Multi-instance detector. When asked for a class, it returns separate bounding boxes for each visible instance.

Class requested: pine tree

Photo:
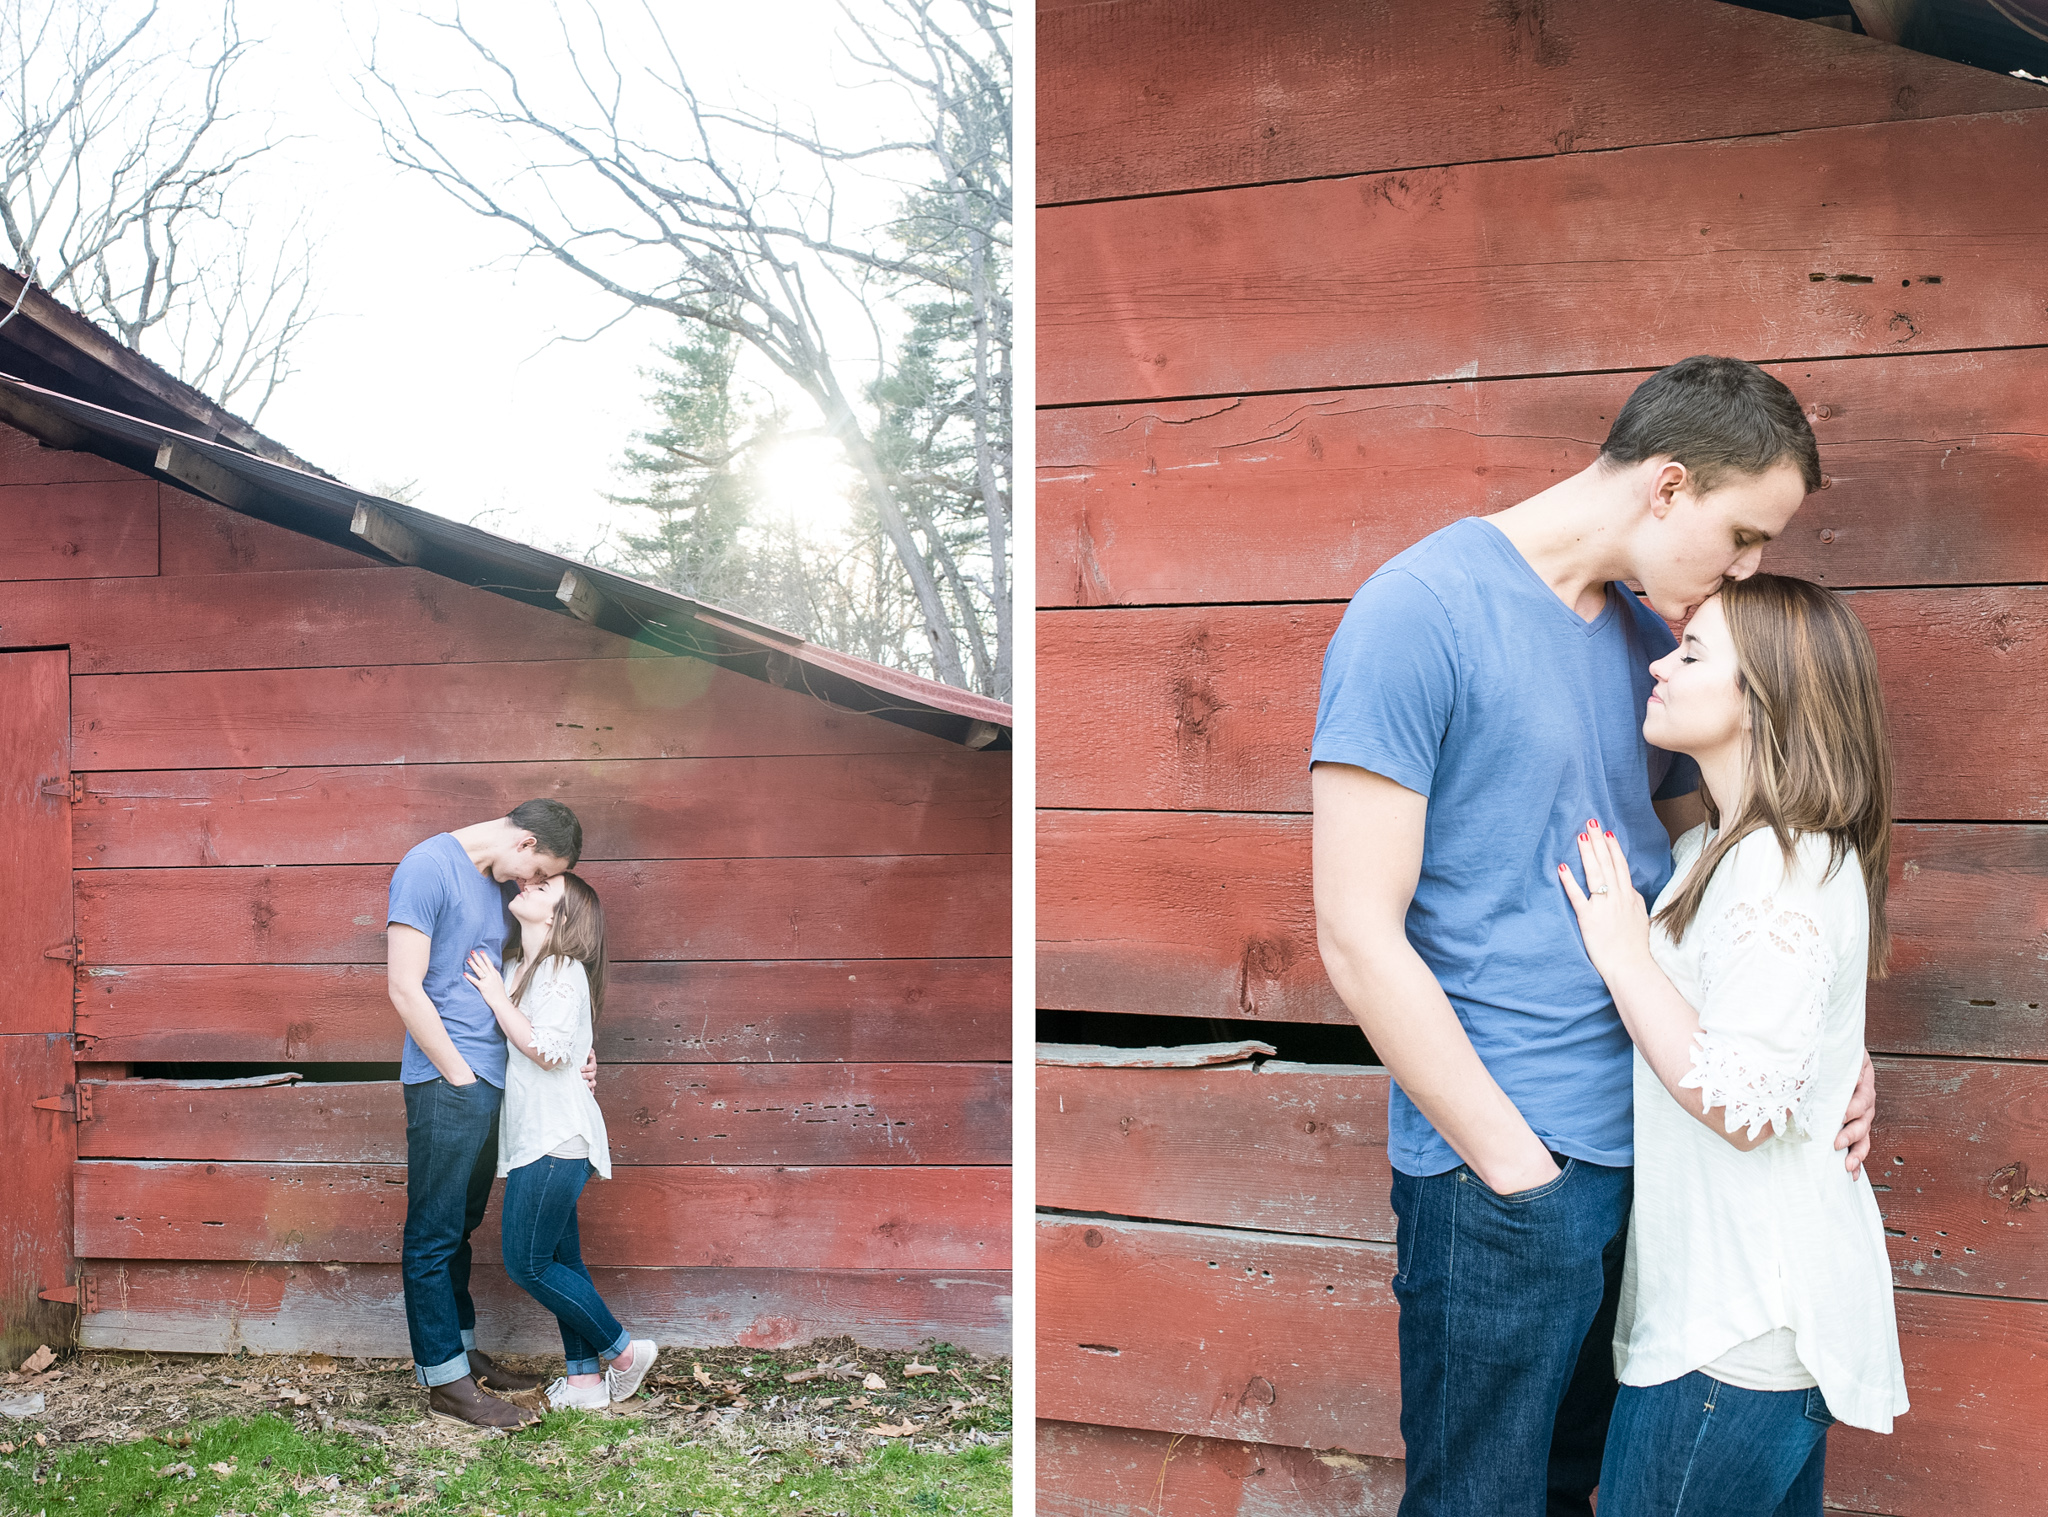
[610,321,765,608]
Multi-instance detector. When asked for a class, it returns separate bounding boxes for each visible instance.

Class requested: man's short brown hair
[1599,355,1821,496]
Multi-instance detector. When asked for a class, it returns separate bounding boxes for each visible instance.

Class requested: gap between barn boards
[1034,103,2048,210]
[1033,808,2048,830]
[1035,583,2048,612]
[1030,342,2048,413]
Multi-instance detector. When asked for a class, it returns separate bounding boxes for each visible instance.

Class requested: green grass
[0,1414,385,1515]
[0,1367,1011,1517]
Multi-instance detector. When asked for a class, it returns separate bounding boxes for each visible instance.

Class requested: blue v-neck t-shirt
[1312,518,1698,1175]
[388,833,516,1088]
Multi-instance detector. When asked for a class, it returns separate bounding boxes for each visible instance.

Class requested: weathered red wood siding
[0,422,1010,1355]
[1037,1,2048,1510]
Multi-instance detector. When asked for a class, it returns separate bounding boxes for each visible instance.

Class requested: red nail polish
[1605,831,1615,839]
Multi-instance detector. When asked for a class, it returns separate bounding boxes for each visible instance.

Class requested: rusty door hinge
[43,938,78,964]
[38,775,80,802]
[31,1085,89,1121]
[37,1278,95,1312]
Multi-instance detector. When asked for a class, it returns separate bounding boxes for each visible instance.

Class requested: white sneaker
[604,1341,658,1403]
[543,1376,609,1411]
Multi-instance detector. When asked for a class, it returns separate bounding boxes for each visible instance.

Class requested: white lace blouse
[1613,824,1907,1433]
[495,957,613,1180]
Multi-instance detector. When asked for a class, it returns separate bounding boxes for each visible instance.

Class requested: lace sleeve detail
[523,961,586,1068]
[1677,893,1831,1142]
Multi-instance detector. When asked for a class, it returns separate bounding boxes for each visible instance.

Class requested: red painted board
[1039,0,2042,203]
[1039,109,2048,407]
[1824,1289,2048,1515]
[0,1032,78,1364]
[1039,809,1336,1026]
[158,490,369,575]
[72,656,948,768]
[1038,1055,2048,1302]
[1037,1420,1403,1517]
[1039,812,2048,1060]
[77,855,1009,963]
[0,479,157,579]
[1038,592,2048,821]
[77,1259,1010,1355]
[1,649,74,1035]
[1037,1063,1394,1243]
[74,752,1010,867]
[75,1161,1011,1269]
[81,1064,1012,1168]
[1036,1216,1403,1458]
[1869,1057,2048,1301]
[1870,827,2048,1060]
[0,420,138,487]
[72,959,1010,1065]
[1039,1218,2045,1512]
[1,567,642,675]
[1037,349,2048,609]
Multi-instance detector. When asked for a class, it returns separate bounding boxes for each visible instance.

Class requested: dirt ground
[0,1338,1010,1467]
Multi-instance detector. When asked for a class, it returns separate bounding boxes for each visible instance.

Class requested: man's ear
[1648,460,1689,519]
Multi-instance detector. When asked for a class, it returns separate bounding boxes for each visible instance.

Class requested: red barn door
[0,648,77,1363]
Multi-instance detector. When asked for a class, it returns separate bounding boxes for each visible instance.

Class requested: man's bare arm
[1313,763,1559,1194]
[387,924,476,1085]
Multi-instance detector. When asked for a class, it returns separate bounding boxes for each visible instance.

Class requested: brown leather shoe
[467,1349,545,1394]
[428,1374,541,1430]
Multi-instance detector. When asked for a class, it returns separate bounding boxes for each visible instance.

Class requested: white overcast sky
[220,0,939,553]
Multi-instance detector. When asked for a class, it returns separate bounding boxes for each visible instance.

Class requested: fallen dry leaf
[305,1354,338,1376]
[155,1461,196,1479]
[17,1347,53,1376]
[813,1397,838,1409]
[846,1396,872,1409]
[0,1442,13,1454]
[207,1461,234,1477]
[868,1420,923,1437]
[692,1364,713,1388]
[902,1362,940,1377]
[33,1433,47,1447]
[861,1373,887,1391]
[783,1368,830,1384]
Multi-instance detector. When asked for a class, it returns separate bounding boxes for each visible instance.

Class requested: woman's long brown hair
[1652,574,1894,977]
[504,872,609,1024]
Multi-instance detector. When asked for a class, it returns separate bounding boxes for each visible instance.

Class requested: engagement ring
[1591,886,1609,895]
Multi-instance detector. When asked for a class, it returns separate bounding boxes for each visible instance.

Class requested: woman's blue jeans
[500,1155,629,1374]
[1598,1372,1831,1516]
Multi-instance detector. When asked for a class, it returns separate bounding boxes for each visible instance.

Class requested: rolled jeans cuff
[416,1350,474,1389]
[461,1328,477,1351]
[603,1328,631,1362]
[565,1355,603,1376]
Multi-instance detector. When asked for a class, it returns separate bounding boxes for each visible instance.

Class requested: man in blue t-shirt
[1311,358,1877,1514]
[386,797,585,1429]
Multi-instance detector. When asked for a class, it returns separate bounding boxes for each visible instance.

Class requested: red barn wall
[0,420,1010,1359]
[1036,2,2047,1512]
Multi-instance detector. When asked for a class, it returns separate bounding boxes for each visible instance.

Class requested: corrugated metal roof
[0,367,1010,747]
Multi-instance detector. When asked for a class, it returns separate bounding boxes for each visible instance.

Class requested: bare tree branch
[360,0,1009,696]
[0,0,318,416]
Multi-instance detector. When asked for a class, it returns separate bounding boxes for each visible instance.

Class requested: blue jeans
[401,1076,504,1387]
[1391,1157,1633,1517]
[501,1155,629,1374]
[1599,1373,1830,1516]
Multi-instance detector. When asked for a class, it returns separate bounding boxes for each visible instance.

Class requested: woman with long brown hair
[465,872,657,1412]
[1559,573,1906,1514]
